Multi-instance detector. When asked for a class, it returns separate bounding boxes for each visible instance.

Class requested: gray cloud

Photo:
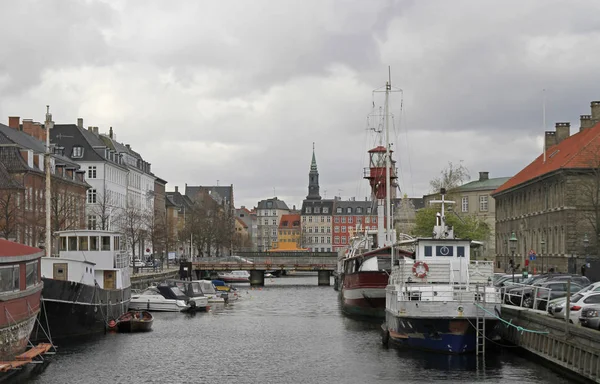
[1,0,600,209]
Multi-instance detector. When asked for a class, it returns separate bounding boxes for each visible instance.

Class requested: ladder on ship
[475,284,486,356]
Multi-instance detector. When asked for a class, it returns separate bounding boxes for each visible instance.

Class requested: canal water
[18,273,572,384]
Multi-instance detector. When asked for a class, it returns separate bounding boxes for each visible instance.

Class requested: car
[580,305,600,330]
[547,282,600,317]
[553,291,600,325]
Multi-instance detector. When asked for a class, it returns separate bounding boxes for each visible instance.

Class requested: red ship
[0,239,44,359]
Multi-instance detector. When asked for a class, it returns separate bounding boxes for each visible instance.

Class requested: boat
[0,240,45,360]
[34,230,130,340]
[337,77,409,319]
[212,280,240,302]
[192,280,229,303]
[217,270,250,283]
[114,310,153,333]
[129,284,208,312]
[163,280,212,308]
[382,188,501,354]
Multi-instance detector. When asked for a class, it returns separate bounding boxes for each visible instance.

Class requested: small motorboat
[212,280,240,302]
[192,280,229,303]
[129,284,207,312]
[216,270,250,283]
[115,311,154,333]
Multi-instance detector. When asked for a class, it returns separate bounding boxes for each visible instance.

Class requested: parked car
[533,280,586,310]
[552,292,600,325]
[504,274,589,308]
[547,282,600,316]
[580,305,600,330]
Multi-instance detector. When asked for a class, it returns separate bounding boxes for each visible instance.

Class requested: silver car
[580,305,600,330]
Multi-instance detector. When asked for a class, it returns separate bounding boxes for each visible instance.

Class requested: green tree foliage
[412,206,491,241]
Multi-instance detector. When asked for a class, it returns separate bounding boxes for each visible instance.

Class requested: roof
[0,161,23,189]
[452,177,511,192]
[52,124,110,163]
[235,217,248,228]
[0,145,31,173]
[493,122,600,195]
[186,185,234,206]
[257,197,289,210]
[279,214,301,229]
[332,199,379,214]
[0,239,43,257]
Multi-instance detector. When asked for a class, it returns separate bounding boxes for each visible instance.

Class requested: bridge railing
[191,253,337,269]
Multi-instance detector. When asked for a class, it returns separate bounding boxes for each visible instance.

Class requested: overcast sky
[2,0,600,209]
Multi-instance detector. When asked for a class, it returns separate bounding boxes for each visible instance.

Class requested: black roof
[301,199,334,214]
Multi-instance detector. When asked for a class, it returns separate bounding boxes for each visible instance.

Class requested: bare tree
[89,185,119,230]
[148,206,168,266]
[0,189,22,240]
[430,161,471,192]
[121,205,149,268]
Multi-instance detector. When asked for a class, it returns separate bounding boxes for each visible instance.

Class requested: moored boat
[216,270,250,283]
[129,284,208,312]
[382,188,501,354]
[115,311,153,333]
[0,240,44,360]
[34,230,131,340]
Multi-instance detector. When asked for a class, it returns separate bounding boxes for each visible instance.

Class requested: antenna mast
[385,67,393,266]
[44,106,54,258]
[543,89,547,163]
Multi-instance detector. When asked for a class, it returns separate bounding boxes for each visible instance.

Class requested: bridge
[181,252,338,286]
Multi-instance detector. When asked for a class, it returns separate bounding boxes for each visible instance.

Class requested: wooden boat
[115,311,154,333]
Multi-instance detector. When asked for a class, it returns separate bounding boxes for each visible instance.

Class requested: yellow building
[271,214,307,251]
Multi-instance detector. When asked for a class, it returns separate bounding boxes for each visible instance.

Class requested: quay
[130,266,180,289]
[500,304,600,383]
[182,252,337,286]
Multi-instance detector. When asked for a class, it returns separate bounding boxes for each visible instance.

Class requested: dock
[0,343,53,372]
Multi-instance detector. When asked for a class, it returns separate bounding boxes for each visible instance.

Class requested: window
[356,207,362,214]
[101,236,111,251]
[457,246,465,257]
[336,207,342,213]
[87,189,97,204]
[24,261,38,288]
[366,207,372,214]
[342,226,346,233]
[479,195,489,212]
[0,266,19,292]
[424,246,432,257]
[461,197,468,212]
[436,245,454,256]
[90,236,99,251]
[348,217,353,223]
[68,236,77,251]
[314,207,320,214]
[334,217,339,223]
[59,237,67,251]
[334,226,339,233]
[88,215,97,230]
[88,166,97,179]
[78,236,89,251]
[323,207,329,214]
[306,207,312,214]
[341,217,346,223]
[72,146,84,158]
[347,207,352,214]
[334,236,340,244]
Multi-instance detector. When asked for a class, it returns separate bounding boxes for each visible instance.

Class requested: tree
[0,189,22,240]
[148,206,168,266]
[89,185,119,230]
[121,205,149,267]
[429,161,471,192]
[412,205,490,242]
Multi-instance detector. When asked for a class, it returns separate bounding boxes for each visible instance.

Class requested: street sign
[529,249,536,261]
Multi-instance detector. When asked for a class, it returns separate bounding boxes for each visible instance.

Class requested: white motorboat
[217,270,250,283]
[193,280,228,303]
[129,284,208,312]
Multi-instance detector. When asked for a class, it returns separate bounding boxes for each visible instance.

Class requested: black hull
[32,278,131,342]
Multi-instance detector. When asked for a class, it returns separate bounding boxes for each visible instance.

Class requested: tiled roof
[186,186,233,206]
[452,177,511,192]
[0,239,43,257]
[235,217,248,228]
[493,122,600,195]
[0,145,31,173]
[279,214,301,229]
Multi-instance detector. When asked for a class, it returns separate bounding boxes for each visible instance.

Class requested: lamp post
[509,232,517,282]
[583,233,590,275]
[540,238,546,274]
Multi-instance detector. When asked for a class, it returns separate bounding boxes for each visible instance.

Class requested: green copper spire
[310,142,317,171]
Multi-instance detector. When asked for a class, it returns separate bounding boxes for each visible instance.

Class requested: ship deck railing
[388,283,501,304]
[500,283,552,310]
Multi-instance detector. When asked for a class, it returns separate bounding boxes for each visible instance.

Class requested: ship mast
[44,106,54,258]
[384,68,393,266]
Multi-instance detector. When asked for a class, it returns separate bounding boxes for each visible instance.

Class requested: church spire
[306,142,321,200]
[310,142,317,171]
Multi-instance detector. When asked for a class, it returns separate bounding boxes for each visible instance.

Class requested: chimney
[33,122,45,142]
[479,171,489,181]
[93,127,99,135]
[175,186,179,193]
[555,122,570,144]
[544,131,556,151]
[109,127,113,139]
[77,118,83,129]
[125,144,131,150]
[22,119,34,137]
[591,101,600,122]
[8,116,20,129]
[580,115,594,131]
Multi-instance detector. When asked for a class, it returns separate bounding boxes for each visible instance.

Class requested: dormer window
[72,146,83,158]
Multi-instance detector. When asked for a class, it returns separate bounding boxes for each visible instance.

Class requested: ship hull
[341,271,389,319]
[0,287,42,360]
[32,278,130,341]
[384,314,498,354]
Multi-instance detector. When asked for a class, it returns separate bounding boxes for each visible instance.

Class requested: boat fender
[412,261,429,279]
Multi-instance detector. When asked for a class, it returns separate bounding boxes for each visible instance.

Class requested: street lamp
[509,232,517,282]
[540,237,546,274]
[583,233,590,274]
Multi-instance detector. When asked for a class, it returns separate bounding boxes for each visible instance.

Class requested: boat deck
[0,343,53,372]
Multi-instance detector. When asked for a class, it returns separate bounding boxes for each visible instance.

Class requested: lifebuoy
[412,261,429,279]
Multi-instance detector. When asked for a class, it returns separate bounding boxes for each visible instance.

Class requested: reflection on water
[18,273,573,384]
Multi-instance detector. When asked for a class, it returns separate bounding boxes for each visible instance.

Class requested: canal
[19,273,572,384]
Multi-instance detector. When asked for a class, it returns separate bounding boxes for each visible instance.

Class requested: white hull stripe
[42,298,131,306]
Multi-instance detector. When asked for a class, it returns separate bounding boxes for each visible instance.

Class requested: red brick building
[0,119,88,250]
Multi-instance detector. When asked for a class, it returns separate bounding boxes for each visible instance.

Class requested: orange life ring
[412,261,429,279]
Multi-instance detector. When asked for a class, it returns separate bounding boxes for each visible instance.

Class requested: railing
[394,284,501,303]
[114,251,129,269]
[191,254,338,270]
[500,283,552,309]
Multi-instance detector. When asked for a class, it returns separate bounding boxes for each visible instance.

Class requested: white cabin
[41,230,131,290]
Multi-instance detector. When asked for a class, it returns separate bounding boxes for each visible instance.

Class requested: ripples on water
[17,274,572,384]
